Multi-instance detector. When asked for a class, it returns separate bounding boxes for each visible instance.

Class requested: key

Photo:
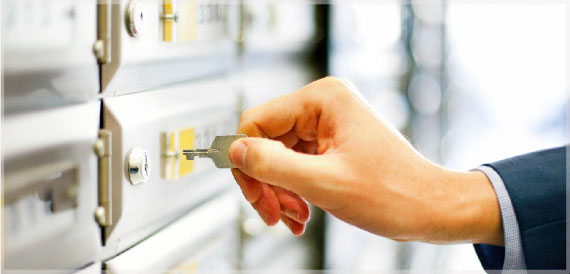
[182,134,247,168]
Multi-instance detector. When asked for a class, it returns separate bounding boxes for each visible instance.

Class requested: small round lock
[128,147,151,185]
[125,0,145,37]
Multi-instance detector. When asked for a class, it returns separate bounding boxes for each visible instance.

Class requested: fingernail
[229,140,247,169]
[282,210,300,223]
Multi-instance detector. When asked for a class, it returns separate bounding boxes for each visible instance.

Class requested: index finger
[238,79,327,141]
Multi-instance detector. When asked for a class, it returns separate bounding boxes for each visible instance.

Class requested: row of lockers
[3,1,324,272]
[3,0,318,113]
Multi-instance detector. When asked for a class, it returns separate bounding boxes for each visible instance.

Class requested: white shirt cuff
[475,166,527,273]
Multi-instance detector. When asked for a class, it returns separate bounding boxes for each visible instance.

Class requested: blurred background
[326,2,567,271]
[2,1,567,273]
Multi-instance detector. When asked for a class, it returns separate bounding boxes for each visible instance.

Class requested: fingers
[251,183,281,226]
[237,80,324,140]
[280,213,306,236]
[273,130,299,148]
[273,186,310,223]
[230,77,353,235]
[229,137,328,198]
[231,169,263,203]
[232,169,310,225]
[293,140,318,154]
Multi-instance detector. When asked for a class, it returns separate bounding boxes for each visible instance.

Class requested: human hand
[229,77,503,245]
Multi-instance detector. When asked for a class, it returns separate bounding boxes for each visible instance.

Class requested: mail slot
[3,102,101,270]
[3,1,98,114]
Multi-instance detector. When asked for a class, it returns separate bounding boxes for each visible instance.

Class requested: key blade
[208,134,247,168]
[182,134,247,168]
[182,149,214,160]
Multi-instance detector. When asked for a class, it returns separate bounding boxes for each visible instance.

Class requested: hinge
[94,129,112,228]
[93,1,112,64]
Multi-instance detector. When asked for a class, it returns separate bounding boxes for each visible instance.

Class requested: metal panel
[105,191,239,273]
[101,78,241,258]
[73,263,102,274]
[99,0,240,96]
[2,0,99,114]
[2,102,101,271]
[241,3,316,55]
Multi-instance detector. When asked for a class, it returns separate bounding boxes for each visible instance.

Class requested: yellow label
[162,0,197,42]
[169,132,176,179]
[178,128,195,177]
[161,127,195,180]
[170,260,199,273]
[163,0,175,42]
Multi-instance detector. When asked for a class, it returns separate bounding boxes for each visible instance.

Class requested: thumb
[228,137,327,197]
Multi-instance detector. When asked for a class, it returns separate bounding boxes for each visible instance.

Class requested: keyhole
[140,11,143,21]
[143,153,149,176]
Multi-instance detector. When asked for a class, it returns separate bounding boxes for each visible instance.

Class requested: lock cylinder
[127,147,151,185]
[126,0,145,37]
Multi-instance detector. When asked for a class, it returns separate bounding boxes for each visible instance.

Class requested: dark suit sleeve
[474,146,567,270]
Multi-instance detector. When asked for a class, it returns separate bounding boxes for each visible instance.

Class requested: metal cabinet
[2,0,99,114]
[99,78,241,258]
[96,0,240,96]
[3,1,325,272]
[104,191,240,273]
[3,102,102,271]
[241,3,317,55]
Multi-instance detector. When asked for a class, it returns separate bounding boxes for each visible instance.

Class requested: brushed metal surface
[3,0,99,114]
[99,1,240,96]
[2,102,101,271]
[105,191,240,273]
[101,78,241,258]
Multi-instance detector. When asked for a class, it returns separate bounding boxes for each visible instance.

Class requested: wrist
[443,170,504,245]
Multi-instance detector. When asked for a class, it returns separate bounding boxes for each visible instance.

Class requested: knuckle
[331,78,351,95]
[240,109,252,123]
[322,76,342,85]
[322,76,344,89]
[238,109,258,136]
[316,77,351,99]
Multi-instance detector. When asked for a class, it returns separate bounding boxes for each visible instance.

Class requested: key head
[208,134,247,168]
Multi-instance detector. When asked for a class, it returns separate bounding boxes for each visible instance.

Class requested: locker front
[104,191,240,273]
[2,102,102,271]
[3,0,99,114]
[96,0,240,96]
[99,78,242,258]
[241,3,317,55]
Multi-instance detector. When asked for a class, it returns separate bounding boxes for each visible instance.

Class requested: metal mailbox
[99,78,241,258]
[3,102,102,271]
[3,0,99,114]
[97,0,240,96]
